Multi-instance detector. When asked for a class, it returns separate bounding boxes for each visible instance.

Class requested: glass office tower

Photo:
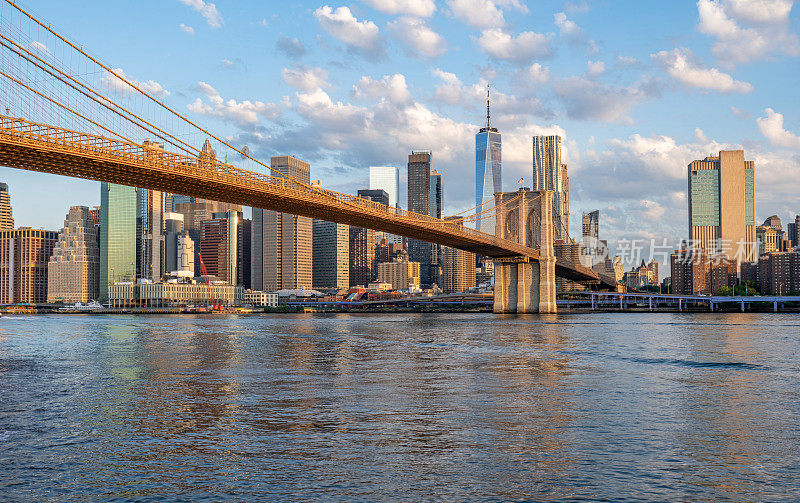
[99,182,136,302]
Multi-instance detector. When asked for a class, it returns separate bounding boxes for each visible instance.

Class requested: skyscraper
[200,210,251,288]
[788,215,800,248]
[312,220,349,289]
[475,86,501,234]
[581,210,600,261]
[430,171,443,219]
[163,212,184,274]
[369,167,399,208]
[357,189,390,206]
[136,187,163,281]
[99,182,136,302]
[429,171,443,285]
[0,182,14,230]
[369,166,402,245]
[47,206,99,303]
[0,228,58,304]
[441,217,476,293]
[349,226,376,287]
[532,135,569,240]
[407,151,434,286]
[252,155,313,291]
[688,150,756,262]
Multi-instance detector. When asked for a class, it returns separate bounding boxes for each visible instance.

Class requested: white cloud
[652,47,753,93]
[100,68,170,99]
[521,63,550,84]
[276,35,307,59]
[281,66,330,92]
[363,0,436,17]
[188,81,282,128]
[730,106,751,119]
[314,5,383,58]
[553,76,648,123]
[177,0,223,28]
[432,69,463,104]
[447,0,505,29]
[554,12,580,37]
[353,74,412,104]
[431,70,552,119]
[586,60,605,77]
[616,55,638,66]
[29,41,50,54]
[476,28,554,63]
[388,16,448,58]
[697,0,799,65]
[725,0,793,24]
[757,108,800,149]
[179,23,194,35]
[221,58,235,68]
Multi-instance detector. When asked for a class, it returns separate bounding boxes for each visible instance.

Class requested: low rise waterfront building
[244,289,278,307]
[107,280,244,307]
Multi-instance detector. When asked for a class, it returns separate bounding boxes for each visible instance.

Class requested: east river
[1,313,799,501]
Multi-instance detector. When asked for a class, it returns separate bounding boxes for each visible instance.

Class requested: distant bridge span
[0,116,616,288]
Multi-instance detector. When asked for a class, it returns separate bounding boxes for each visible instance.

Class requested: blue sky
[3,0,800,261]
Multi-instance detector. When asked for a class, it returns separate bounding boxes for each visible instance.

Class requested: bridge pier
[493,189,557,314]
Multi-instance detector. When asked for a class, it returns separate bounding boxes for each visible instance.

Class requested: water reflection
[0,313,798,501]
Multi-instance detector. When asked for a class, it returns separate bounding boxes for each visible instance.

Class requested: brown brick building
[0,228,59,303]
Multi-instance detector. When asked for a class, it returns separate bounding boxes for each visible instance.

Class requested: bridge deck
[0,115,615,287]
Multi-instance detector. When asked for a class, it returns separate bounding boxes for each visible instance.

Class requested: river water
[1,313,799,501]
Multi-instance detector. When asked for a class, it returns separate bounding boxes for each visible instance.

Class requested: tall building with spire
[475,86,502,234]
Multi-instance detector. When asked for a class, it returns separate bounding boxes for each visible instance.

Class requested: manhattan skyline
[1,0,799,258]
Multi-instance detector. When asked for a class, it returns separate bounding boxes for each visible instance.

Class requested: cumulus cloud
[697,0,799,66]
[276,35,306,59]
[432,69,553,119]
[447,0,505,29]
[179,23,194,35]
[353,74,412,104]
[514,63,550,85]
[363,0,436,17]
[652,47,753,93]
[388,16,448,58]
[586,60,605,77]
[188,81,282,128]
[177,0,223,28]
[476,28,554,63]
[757,108,800,149]
[553,76,650,123]
[100,68,170,99]
[281,66,330,92]
[554,11,596,50]
[314,5,385,59]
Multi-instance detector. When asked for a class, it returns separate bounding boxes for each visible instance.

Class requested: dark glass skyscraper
[475,86,501,234]
[407,151,434,286]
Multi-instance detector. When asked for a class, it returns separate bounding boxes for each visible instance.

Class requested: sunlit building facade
[99,182,136,302]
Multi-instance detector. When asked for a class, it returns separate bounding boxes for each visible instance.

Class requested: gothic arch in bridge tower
[493,188,557,314]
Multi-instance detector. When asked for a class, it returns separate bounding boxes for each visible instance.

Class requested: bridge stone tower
[493,188,557,314]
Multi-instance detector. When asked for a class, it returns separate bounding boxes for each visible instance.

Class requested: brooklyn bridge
[0,0,616,313]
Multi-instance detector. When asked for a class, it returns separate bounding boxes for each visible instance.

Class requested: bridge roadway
[0,115,615,287]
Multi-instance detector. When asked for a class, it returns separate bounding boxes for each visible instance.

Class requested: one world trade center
[475,85,501,234]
